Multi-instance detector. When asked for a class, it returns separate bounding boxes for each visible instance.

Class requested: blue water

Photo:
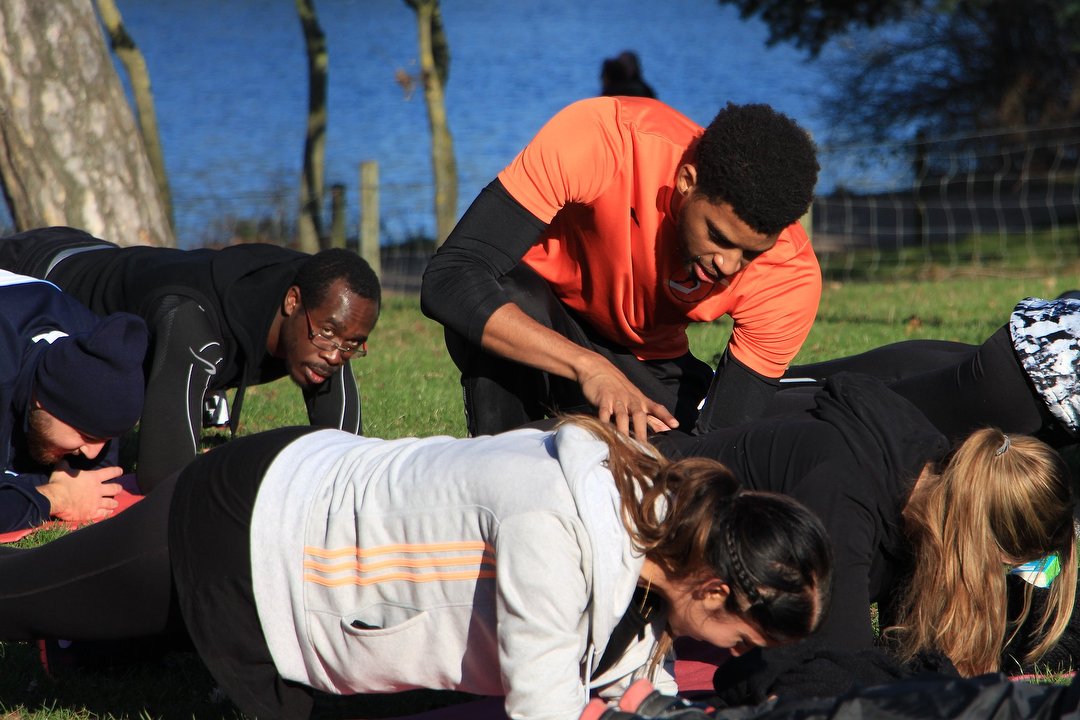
[110,0,830,247]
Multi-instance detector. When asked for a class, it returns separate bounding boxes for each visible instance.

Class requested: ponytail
[891,428,1076,675]
[559,416,832,644]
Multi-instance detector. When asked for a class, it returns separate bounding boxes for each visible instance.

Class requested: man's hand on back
[577,356,678,441]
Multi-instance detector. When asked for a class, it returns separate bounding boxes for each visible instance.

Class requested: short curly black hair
[693,103,819,236]
[294,248,381,310]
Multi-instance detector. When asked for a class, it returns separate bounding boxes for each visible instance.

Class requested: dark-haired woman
[0,419,831,720]
[655,372,1077,702]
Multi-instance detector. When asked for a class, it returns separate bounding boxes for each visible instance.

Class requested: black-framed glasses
[304,309,367,358]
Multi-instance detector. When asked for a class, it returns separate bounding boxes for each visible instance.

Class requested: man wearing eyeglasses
[0,226,381,492]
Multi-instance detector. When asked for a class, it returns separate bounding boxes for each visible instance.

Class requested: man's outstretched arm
[136,297,223,491]
[479,303,677,439]
[421,180,676,440]
[693,348,780,435]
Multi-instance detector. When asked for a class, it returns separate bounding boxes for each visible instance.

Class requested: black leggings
[138,296,224,491]
[168,426,318,720]
[777,325,1055,444]
[0,427,317,719]
[0,470,179,642]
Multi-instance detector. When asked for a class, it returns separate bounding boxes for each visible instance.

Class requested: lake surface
[108,1,834,246]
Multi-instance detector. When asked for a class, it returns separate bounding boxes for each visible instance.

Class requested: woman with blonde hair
[0,418,831,720]
[895,428,1076,676]
[656,372,1077,702]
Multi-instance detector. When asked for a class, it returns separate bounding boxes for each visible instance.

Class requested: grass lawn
[2,267,1078,718]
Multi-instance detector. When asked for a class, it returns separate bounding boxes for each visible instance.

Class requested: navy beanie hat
[34,313,149,438]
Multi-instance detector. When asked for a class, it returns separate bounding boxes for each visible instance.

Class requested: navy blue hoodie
[0,272,118,532]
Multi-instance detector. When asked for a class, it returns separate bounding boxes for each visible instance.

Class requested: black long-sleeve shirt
[2,230,362,490]
[421,180,780,430]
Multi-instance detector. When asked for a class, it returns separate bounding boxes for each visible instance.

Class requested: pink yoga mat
[0,474,144,544]
[393,639,728,720]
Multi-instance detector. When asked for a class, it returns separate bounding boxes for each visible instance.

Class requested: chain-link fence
[812,122,1080,281]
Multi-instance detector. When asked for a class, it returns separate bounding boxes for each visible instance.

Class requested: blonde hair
[889,428,1076,676]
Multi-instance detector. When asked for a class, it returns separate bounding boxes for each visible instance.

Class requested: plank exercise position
[0,418,831,720]
[0,226,380,489]
[778,295,1080,450]
[655,372,1077,702]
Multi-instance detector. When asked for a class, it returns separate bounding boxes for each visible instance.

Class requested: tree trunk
[411,0,458,247]
[0,0,173,246]
[93,0,174,234]
[295,0,327,254]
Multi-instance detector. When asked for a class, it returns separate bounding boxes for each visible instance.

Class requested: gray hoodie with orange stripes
[249,424,677,720]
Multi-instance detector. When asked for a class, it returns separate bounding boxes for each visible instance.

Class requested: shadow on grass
[0,642,242,720]
[0,640,484,720]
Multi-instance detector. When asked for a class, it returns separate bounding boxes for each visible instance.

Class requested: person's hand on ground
[37,462,123,523]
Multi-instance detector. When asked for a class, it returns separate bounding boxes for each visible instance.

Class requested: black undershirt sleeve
[137,296,224,492]
[303,362,362,435]
[693,347,781,434]
[420,179,547,345]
